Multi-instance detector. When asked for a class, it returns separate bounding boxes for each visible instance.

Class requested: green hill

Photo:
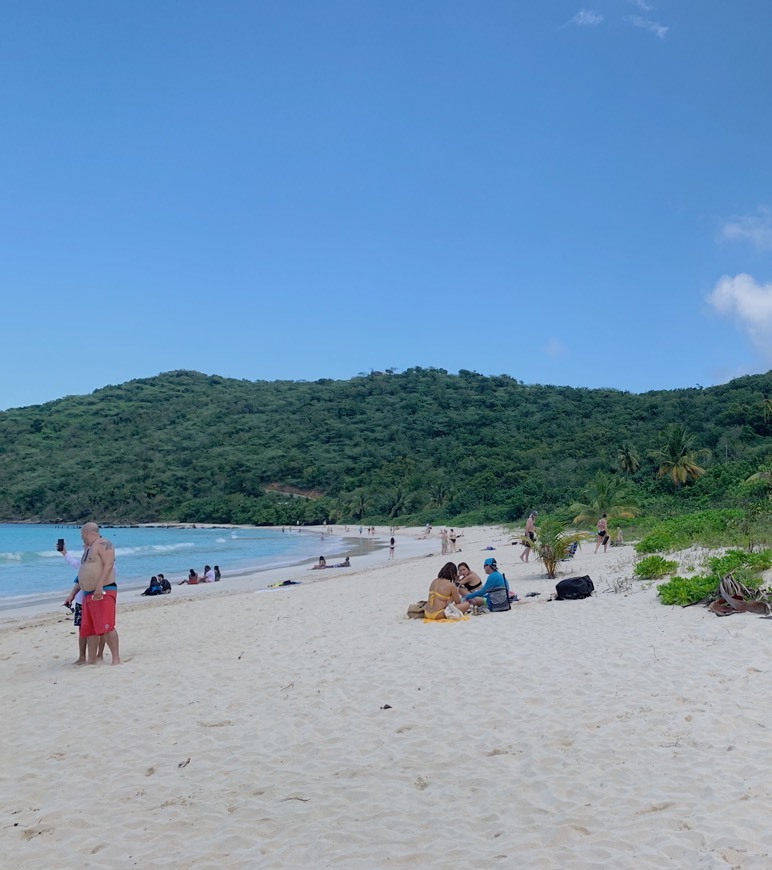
[0,368,770,525]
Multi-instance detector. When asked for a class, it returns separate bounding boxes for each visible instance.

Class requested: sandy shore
[3,525,772,868]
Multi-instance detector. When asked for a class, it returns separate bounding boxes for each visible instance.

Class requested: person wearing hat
[463,558,508,611]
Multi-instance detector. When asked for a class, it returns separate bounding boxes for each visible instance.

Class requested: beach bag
[444,602,464,620]
[555,576,594,600]
[488,576,511,612]
[407,600,427,619]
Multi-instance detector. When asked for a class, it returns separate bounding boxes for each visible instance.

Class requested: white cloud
[544,338,567,358]
[722,208,772,251]
[568,9,604,27]
[708,273,772,362]
[626,14,668,38]
[628,0,654,10]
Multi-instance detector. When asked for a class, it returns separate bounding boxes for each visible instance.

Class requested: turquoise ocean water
[0,524,350,607]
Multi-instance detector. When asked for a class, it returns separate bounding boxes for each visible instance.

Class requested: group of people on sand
[178,565,221,585]
[424,557,509,619]
[439,527,462,555]
[140,574,172,595]
[312,555,351,569]
[515,510,621,559]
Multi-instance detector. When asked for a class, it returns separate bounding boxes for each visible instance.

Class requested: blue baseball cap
[483,557,497,567]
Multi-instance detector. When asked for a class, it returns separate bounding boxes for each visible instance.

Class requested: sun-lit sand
[2,525,772,868]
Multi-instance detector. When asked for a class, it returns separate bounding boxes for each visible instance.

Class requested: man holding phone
[64,522,120,665]
[60,538,102,664]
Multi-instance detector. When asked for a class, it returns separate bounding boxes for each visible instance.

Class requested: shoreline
[0,525,428,625]
[5,526,772,866]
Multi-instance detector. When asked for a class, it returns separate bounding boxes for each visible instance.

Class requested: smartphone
[56,538,65,552]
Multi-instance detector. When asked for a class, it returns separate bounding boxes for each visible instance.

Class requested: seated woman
[311,556,327,570]
[140,576,163,596]
[457,562,482,594]
[424,562,470,620]
[178,569,200,585]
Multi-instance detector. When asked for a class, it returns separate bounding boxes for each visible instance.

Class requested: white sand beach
[2,525,772,869]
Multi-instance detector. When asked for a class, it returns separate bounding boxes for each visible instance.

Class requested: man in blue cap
[463,557,508,611]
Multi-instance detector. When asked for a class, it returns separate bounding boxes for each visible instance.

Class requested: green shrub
[657,575,720,606]
[706,549,772,576]
[636,510,744,554]
[657,550,769,606]
[634,555,679,578]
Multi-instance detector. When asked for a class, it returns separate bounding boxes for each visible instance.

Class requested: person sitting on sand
[202,565,215,583]
[157,574,172,593]
[213,565,221,581]
[463,558,508,610]
[332,556,350,568]
[178,569,199,585]
[424,562,470,620]
[311,556,327,570]
[141,576,163,596]
[457,561,483,594]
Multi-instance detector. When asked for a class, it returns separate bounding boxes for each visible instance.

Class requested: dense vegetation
[657,549,772,606]
[0,367,769,526]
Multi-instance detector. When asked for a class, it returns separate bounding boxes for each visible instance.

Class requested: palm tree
[387,487,405,519]
[537,520,588,579]
[352,490,368,521]
[655,424,705,489]
[618,443,640,476]
[762,397,772,426]
[428,475,453,509]
[570,472,639,523]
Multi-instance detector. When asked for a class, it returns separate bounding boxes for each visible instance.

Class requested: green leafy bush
[657,549,770,606]
[635,510,744,554]
[634,555,679,578]
[706,549,772,575]
[657,575,721,606]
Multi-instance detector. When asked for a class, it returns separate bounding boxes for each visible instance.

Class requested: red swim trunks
[80,589,117,637]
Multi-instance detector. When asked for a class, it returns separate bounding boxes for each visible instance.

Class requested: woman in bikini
[457,562,482,595]
[424,562,470,620]
[595,514,610,553]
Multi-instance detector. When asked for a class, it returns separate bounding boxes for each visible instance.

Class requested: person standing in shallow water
[388,537,395,560]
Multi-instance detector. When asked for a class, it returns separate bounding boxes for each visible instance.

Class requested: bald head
[81,522,100,545]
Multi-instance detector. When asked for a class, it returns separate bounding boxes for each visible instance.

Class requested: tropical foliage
[655,424,705,489]
[633,555,679,579]
[0,367,769,525]
[536,520,588,579]
[657,549,772,606]
[570,472,639,523]
[618,443,640,476]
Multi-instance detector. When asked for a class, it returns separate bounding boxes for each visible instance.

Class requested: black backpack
[555,575,594,600]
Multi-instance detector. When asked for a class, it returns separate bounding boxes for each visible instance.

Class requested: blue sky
[2,0,771,410]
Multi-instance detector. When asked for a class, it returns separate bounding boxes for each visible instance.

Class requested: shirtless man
[76,522,120,665]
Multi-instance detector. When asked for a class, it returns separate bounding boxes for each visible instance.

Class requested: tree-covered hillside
[0,368,769,525]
